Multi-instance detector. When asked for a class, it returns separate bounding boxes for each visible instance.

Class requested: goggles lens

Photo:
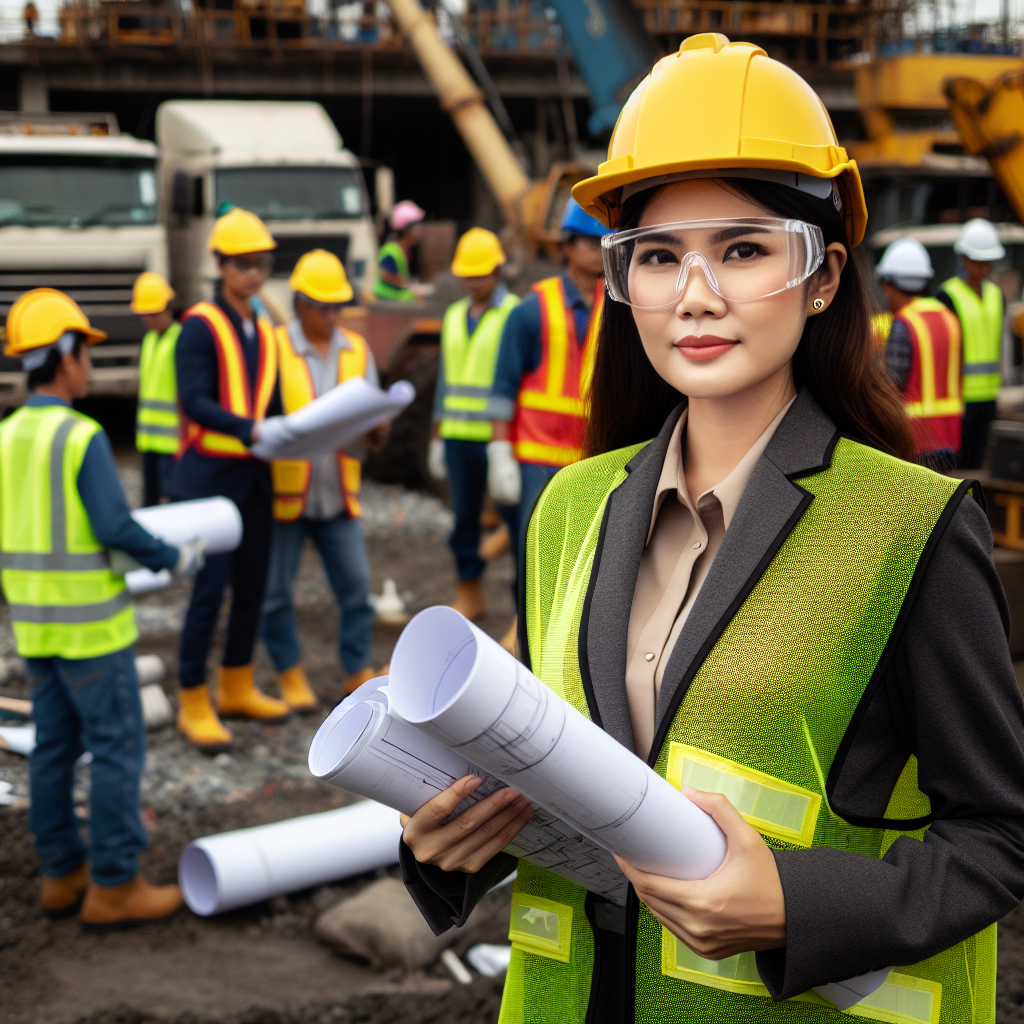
[601,218,825,309]
[229,253,274,273]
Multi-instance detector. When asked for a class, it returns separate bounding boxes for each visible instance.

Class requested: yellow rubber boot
[278,665,318,713]
[450,578,487,621]
[177,684,232,753]
[40,861,90,920]
[343,665,381,695]
[216,664,291,722]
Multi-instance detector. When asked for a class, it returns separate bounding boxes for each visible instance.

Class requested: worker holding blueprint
[396,37,1024,1024]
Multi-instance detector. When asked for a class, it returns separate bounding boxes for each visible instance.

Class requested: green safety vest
[136,321,181,454]
[372,241,416,302]
[0,405,136,659]
[941,277,1003,403]
[438,293,519,442]
[501,436,995,1024]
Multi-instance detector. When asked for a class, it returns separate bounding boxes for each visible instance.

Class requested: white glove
[428,437,447,480]
[250,415,296,450]
[174,538,206,577]
[487,440,521,505]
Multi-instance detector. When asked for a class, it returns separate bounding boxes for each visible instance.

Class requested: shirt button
[645,652,655,662]
[693,541,702,550]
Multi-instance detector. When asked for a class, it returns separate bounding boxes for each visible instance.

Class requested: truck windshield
[0,156,157,228]
[216,167,365,221]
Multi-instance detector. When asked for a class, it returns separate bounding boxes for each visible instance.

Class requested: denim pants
[262,514,375,675]
[518,462,561,555]
[141,452,174,507]
[27,646,147,886]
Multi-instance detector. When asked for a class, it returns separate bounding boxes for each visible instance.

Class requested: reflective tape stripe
[444,384,492,399]
[137,425,180,437]
[514,439,580,466]
[49,415,76,556]
[963,362,1001,375]
[441,408,492,422]
[847,972,942,1024]
[0,551,109,571]
[10,591,131,624]
[905,397,964,418]
[666,743,821,847]
[508,892,572,963]
[138,398,178,412]
[517,389,586,417]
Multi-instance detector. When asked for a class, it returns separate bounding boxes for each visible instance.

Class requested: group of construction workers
[875,216,1008,468]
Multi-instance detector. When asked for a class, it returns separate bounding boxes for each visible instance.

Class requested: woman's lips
[675,336,739,363]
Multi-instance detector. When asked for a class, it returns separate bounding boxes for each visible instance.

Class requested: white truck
[156,100,380,314]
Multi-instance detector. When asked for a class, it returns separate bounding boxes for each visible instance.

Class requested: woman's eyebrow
[635,231,683,246]
[708,225,772,244]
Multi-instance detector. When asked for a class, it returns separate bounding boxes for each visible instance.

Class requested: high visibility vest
[0,405,136,659]
[271,326,368,521]
[179,302,278,459]
[372,241,415,302]
[136,321,181,455]
[896,297,963,455]
[941,277,1003,402]
[511,277,603,466]
[438,293,519,442]
[502,437,993,1024]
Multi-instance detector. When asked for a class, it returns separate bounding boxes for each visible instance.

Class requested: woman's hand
[615,788,786,960]
[401,775,534,874]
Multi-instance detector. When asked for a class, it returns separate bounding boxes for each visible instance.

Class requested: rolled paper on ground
[131,497,243,555]
[179,800,403,916]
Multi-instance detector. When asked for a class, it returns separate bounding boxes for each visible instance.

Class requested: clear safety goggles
[601,218,825,310]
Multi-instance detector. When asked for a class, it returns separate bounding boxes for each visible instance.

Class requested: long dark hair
[584,179,914,461]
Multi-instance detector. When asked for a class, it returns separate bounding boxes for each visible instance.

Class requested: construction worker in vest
[372,200,425,302]
[427,227,520,621]
[400,36,1023,1024]
[876,237,964,465]
[261,249,388,701]
[938,218,1006,468]
[131,272,180,506]
[2,289,202,927]
[488,198,610,553]
[171,208,290,753]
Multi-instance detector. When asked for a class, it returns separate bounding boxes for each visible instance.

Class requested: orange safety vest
[897,296,964,455]
[272,326,369,522]
[179,302,278,459]
[512,277,603,466]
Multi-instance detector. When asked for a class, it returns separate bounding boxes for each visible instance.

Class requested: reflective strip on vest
[272,326,367,521]
[942,278,1003,402]
[872,311,894,349]
[136,322,181,454]
[179,303,277,459]
[899,299,963,419]
[508,892,572,963]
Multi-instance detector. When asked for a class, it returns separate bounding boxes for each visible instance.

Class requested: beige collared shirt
[625,398,795,758]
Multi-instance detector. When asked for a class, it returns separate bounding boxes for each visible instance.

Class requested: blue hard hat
[560,197,611,238]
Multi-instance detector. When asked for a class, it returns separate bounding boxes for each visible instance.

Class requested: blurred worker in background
[172,208,289,753]
[2,289,197,927]
[939,218,1006,468]
[262,250,388,700]
[428,228,519,621]
[877,237,963,465]
[132,272,180,506]
[373,200,425,302]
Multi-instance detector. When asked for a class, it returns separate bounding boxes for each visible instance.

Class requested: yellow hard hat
[208,207,277,256]
[289,249,353,304]
[451,228,506,277]
[572,34,868,246]
[131,271,175,315]
[5,288,107,357]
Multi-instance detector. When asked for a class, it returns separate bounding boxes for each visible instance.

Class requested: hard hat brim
[210,240,278,256]
[953,243,1006,262]
[3,323,107,359]
[451,259,504,278]
[130,300,171,315]
[294,282,355,304]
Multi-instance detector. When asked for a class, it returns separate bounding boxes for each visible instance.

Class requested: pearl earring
[812,298,824,310]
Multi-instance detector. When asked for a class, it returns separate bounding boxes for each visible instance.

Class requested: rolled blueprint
[389,607,727,881]
[309,678,628,904]
[250,378,415,461]
[179,800,403,916]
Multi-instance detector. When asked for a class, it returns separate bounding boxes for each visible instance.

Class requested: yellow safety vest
[438,293,519,442]
[941,277,1003,403]
[136,321,181,455]
[0,405,136,659]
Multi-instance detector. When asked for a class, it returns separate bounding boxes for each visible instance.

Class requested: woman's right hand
[401,776,534,874]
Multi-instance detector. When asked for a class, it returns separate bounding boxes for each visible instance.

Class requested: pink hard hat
[390,200,426,232]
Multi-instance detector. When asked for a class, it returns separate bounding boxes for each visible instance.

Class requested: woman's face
[630,179,845,401]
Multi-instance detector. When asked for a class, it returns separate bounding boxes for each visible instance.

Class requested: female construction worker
[399,35,1024,1023]
[372,200,425,303]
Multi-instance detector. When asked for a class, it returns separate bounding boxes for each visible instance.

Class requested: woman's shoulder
[537,442,651,515]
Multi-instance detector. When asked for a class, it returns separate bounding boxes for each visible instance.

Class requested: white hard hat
[953,218,1005,262]
[875,237,934,292]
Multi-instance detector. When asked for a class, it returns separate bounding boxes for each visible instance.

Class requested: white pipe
[178,800,403,916]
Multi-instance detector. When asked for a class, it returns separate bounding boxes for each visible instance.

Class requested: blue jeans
[27,647,147,886]
[262,515,375,675]
[518,462,561,554]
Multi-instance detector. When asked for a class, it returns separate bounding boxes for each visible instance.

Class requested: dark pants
[141,452,174,507]
[178,489,273,688]
[27,647,147,886]
[518,462,561,554]
[960,400,996,469]
[444,438,518,583]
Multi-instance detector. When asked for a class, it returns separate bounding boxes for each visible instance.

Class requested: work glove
[428,437,447,481]
[250,415,296,449]
[174,538,206,578]
[487,440,521,506]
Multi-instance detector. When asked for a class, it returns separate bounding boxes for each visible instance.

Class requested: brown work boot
[451,578,487,621]
[343,665,385,695]
[278,665,318,713]
[80,875,183,931]
[478,522,511,561]
[216,665,291,723]
[177,684,232,754]
[40,862,89,920]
